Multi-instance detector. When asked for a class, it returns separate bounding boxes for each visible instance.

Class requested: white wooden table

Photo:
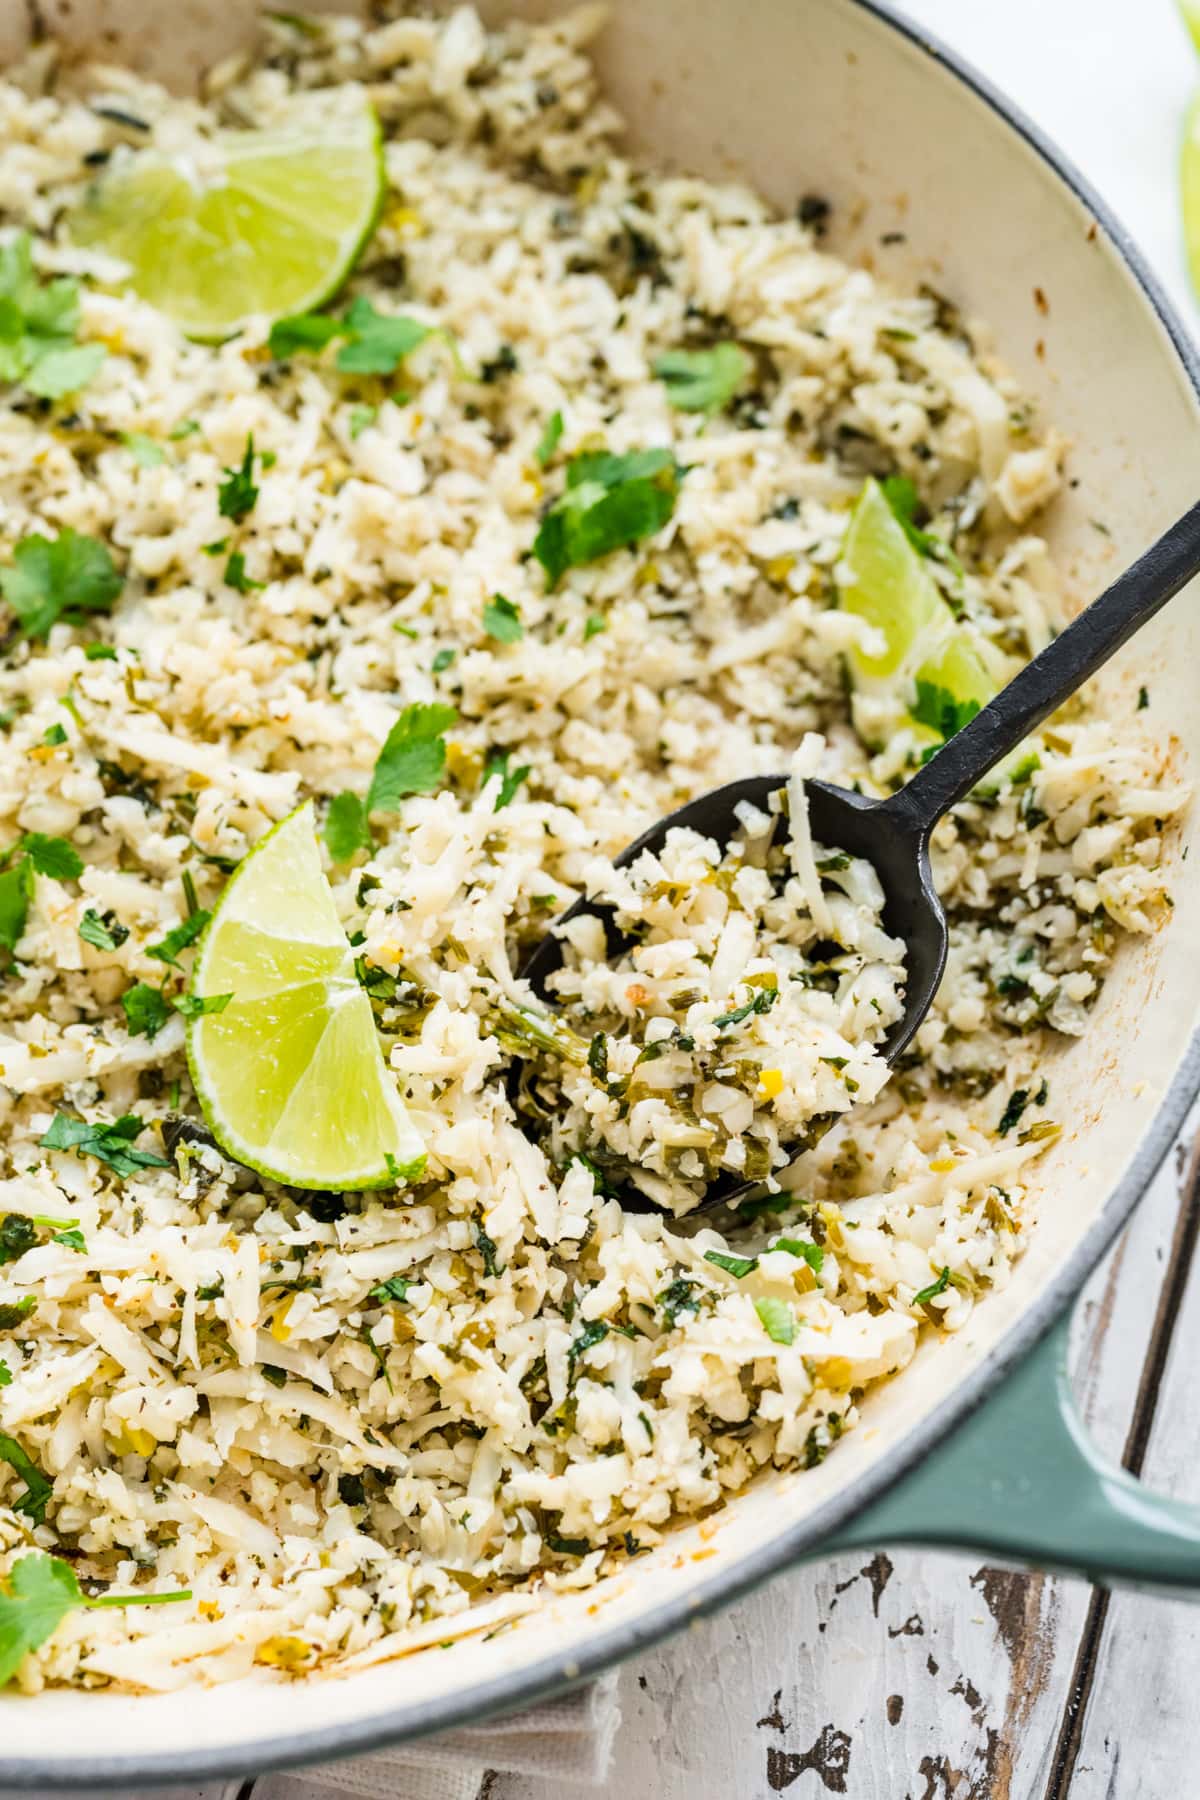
[87,4,1200,1797]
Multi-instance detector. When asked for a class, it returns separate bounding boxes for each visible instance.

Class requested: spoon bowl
[513,497,1200,1215]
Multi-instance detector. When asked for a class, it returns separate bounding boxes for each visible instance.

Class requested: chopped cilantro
[654,342,750,413]
[0,1217,35,1264]
[52,1228,85,1254]
[545,1533,591,1557]
[0,528,123,640]
[474,1223,502,1279]
[173,992,232,1019]
[658,1275,700,1326]
[21,835,82,880]
[217,435,259,521]
[0,1363,9,1387]
[534,409,564,466]
[714,987,779,1030]
[483,592,523,644]
[704,1249,758,1278]
[0,1298,35,1330]
[324,790,371,863]
[0,860,32,961]
[366,702,456,815]
[119,431,166,468]
[41,723,67,747]
[754,1296,796,1345]
[122,981,170,1039]
[587,1033,609,1081]
[913,1266,951,1306]
[996,1088,1030,1136]
[0,234,106,401]
[432,647,457,673]
[269,299,436,376]
[0,1433,50,1521]
[583,613,607,641]
[369,1276,411,1304]
[772,1236,825,1274]
[566,1319,608,1382]
[168,419,201,440]
[482,749,531,811]
[348,403,377,439]
[533,448,680,588]
[0,1553,191,1687]
[83,641,117,661]
[146,911,210,968]
[268,313,344,357]
[223,551,264,593]
[39,1112,170,1177]
[912,679,981,742]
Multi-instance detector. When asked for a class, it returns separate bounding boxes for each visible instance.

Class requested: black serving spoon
[516,500,1200,1214]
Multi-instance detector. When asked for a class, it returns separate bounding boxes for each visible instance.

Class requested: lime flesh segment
[186,802,425,1190]
[838,477,947,683]
[69,90,383,340]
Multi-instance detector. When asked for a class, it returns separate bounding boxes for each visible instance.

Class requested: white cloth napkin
[253,1671,621,1800]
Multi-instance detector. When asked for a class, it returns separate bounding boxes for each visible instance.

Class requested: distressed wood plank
[493,1111,1196,1800]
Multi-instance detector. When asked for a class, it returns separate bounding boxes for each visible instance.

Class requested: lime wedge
[1183,91,1200,303]
[186,802,425,1190]
[69,89,383,341]
[838,477,947,685]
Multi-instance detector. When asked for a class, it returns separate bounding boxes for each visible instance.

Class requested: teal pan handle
[825,1313,1200,1592]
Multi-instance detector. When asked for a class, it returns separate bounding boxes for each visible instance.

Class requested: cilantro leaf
[533,449,679,588]
[24,344,106,399]
[146,911,210,969]
[52,1227,85,1253]
[772,1236,825,1274]
[41,723,67,747]
[218,435,259,521]
[714,986,779,1030]
[119,431,166,468]
[349,403,377,439]
[658,1275,700,1326]
[703,1249,758,1278]
[654,342,750,413]
[83,641,117,660]
[911,679,981,742]
[21,834,82,881]
[121,982,170,1039]
[268,312,344,357]
[0,235,106,402]
[475,1222,503,1279]
[482,592,523,644]
[325,790,371,862]
[335,299,432,375]
[566,1319,608,1382]
[0,1363,10,1387]
[78,909,126,952]
[39,1112,171,1177]
[996,1088,1030,1136]
[754,1296,796,1345]
[223,551,264,593]
[0,1553,192,1688]
[0,860,32,961]
[913,1266,951,1306]
[0,529,123,640]
[0,1433,51,1521]
[0,1298,36,1330]
[366,703,456,815]
[534,409,563,467]
[0,1553,77,1683]
[369,1275,411,1304]
[173,992,232,1019]
[0,1217,35,1265]
[482,749,531,811]
[432,646,457,673]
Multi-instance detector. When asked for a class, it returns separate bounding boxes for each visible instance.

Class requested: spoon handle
[887,497,1200,834]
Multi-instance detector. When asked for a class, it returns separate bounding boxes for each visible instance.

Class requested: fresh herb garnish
[533,448,680,588]
[83,641,117,660]
[0,1218,35,1264]
[168,419,201,440]
[704,1249,758,1278]
[754,1296,796,1345]
[913,1266,951,1306]
[482,592,523,644]
[545,1533,591,1557]
[39,1112,170,1177]
[654,342,750,413]
[146,912,209,969]
[324,791,372,863]
[587,1033,609,1081]
[0,233,106,400]
[566,1319,608,1382]
[534,409,563,467]
[269,299,435,376]
[658,1275,700,1326]
[119,432,165,468]
[772,1236,825,1274]
[0,1298,35,1330]
[912,679,981,743]
[0,1433,50,1520]
[0,528,122,640]
[996,1088,1030,1136]
[482,749,531,811]
[122,982,170,1039]
[348,403,377,439]
[368,702,457,815]
[217,435,259,521]
[714,987,779,1030]
[583,613,607,641]
[0,1363,10,1387]
[173,992,232,1019]
[41,723,67,747]
[0,1553,191,1688]
[223,551,264,593]
[369,1276,411,1304]
[20,835,83,881]
[474,1223,502,1279]
[432,647,457,673]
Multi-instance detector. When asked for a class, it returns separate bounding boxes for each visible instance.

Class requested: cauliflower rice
[0,4,1185,1691]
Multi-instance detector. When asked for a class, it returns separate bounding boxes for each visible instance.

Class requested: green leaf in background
[0,529,123,640]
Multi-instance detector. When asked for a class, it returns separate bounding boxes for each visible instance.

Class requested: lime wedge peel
[186,802,425,1191]
[68,88,384,342]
